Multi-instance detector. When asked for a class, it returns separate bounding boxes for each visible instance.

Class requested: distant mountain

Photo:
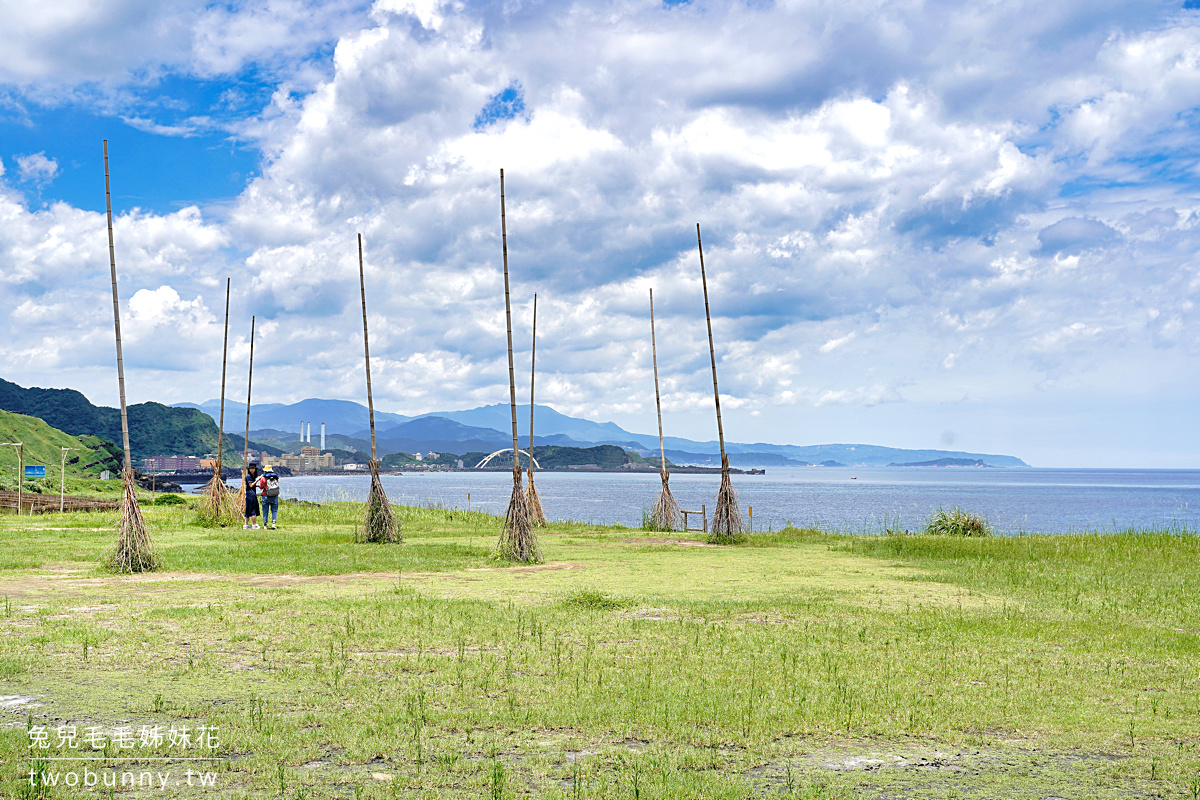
[178,396,1030,468]
[176,398,411,435]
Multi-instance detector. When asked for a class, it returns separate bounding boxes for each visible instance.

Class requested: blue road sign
[24,466,45,478]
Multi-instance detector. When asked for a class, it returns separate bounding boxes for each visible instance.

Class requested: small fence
[0,491,118,515]
[681,505,707,533]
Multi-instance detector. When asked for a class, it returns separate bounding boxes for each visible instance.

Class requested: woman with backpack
[243,462,261,529]
[258,465,281,530]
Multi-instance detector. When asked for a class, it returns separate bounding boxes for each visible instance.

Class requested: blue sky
[1,0,1200,467]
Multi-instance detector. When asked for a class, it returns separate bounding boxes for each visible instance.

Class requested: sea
[254,468,1200,535]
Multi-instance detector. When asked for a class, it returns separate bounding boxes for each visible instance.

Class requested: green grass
[0,505,1197,798]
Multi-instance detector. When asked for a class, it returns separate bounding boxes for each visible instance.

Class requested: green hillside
[0,378,282,463]
[0,409,122,481]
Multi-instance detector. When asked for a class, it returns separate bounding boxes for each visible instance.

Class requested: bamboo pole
[526,293,546,525]
[105,141,133,473]
[696,224,745,543]
[650,289,666,471]
[497,169,539,562]
[104,141,157,571]
[357,234,398,543]
[243,315,256,477]
[529,293,537,466]
[359,234,378,462]
[217,278,231,471]
[648,288,681,531]
[502,172,521,473]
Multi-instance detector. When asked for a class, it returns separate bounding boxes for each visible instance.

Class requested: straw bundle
[647,288,681,531]
[356,234,400,543]
[696,224,747,544]
[650,469,682,532]
[360,458,399,543]
[200,278,238,525]
[102,140,158,572]
[525,293,547,526]
[111,468,159,572]
[496,169,541,562]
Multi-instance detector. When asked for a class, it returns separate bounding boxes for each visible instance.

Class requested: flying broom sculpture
[236,315,256,517]
[525,292,546,526]
[103,140,158,572]
[648,288,682,531]
[200,278,239,524]
[696,224,746,544]
[356,234,399,544]
[496,169,541,562]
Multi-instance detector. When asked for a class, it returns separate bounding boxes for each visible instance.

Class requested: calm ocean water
[262,468,1200,535]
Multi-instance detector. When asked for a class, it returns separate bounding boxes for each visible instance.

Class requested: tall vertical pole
[500,170,521,471]
[103,141,133,473]
[650,289,667,473]
[17,444,23,516]
[243,316,256,482]
[215,278,231,476]
[528,293,537,473]
[61,448,67,513]
[358,234,378,462]
[696,224,727,462]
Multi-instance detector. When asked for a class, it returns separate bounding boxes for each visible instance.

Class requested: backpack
[263,474,280,497]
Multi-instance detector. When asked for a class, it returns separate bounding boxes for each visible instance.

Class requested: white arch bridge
[474,448,542,470]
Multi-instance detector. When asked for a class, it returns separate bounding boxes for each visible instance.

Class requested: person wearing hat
[257,464,281,530]
[243,461,261,529]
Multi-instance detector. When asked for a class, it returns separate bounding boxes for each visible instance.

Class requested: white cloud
[14,152,58,185]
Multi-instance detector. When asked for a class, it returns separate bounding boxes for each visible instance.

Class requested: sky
[1,0,1199,468]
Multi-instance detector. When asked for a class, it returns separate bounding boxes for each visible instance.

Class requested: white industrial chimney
[306,422,312,443]
[300,421,305,444]
[320,423,326,451]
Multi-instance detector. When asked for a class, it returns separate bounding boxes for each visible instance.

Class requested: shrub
[924,507,992,537]
[154,494,186,506]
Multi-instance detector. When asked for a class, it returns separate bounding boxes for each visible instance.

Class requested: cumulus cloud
[14,152,58,185]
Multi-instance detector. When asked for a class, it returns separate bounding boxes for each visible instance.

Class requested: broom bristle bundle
[649,471,683,532]
[109,469,158,573]
[708,455,747,544]
[526,468,546,526]
[198,463,239,525]
[358,460,400,543]
[499,466,541,562]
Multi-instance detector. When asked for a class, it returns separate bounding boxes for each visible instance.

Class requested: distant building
[343,463,362,471]
[426,451,439,460]
[143,456,204,472]
[413,452,423,461]
[277,450,336,471]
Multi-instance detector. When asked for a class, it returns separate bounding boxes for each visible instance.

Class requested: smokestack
[321,423,326,451]
[300,421,304,444]
[306,422,311,443]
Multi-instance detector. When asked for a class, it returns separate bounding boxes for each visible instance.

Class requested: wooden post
[696,224,727,465]
[243,315,256,482]
[358,234,378,462]
[103,141,133,475]
[500,170,521,472]
[17,443,23,517]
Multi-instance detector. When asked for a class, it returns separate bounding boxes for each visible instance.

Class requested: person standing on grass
[243,462,261,529]
[258,465,281,530]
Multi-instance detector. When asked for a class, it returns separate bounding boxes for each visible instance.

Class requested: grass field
[0,496,1197,798]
